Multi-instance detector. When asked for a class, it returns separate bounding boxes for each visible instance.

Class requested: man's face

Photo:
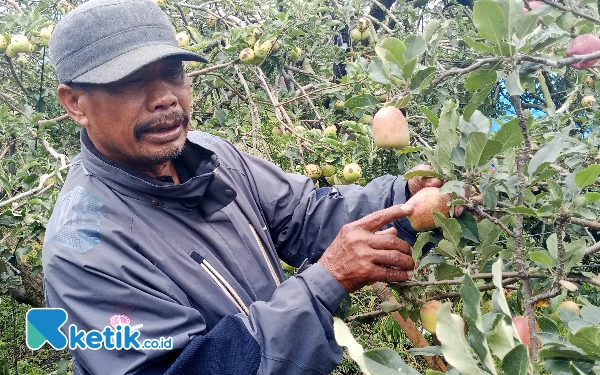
[74,57,191,169]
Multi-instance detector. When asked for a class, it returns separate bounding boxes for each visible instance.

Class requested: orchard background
[3,0,600,373]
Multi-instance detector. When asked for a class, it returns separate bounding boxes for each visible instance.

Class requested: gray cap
[49,0,208,84]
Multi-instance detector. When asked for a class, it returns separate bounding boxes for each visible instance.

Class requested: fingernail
[407,271,414,278]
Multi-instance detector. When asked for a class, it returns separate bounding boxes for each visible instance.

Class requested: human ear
[57,84,90,127]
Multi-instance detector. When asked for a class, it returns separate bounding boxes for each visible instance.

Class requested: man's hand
[317,205,415,293]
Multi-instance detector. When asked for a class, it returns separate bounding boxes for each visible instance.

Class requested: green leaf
[369,58,391,85]
[437,303,488,375]
[435,263,464,280]
[505,206,538,217]
[435,239,459,258]
[435,101,460,176]
[465,67,498,92]
[345,95,379,112]
[463,82,495,121]
[492,258,512,316]
[375,37,406,68]
[584,192,600,203]
[418,105,439,128]
[528,138,571,176]
[505,70,524,96]
[493,118,524,152]
[575,165,600,189]
[364,348,421,375]
[465,134,502,170]
[402,58,417,79]
[408,346,443,356]
[412,232,432,263]
[478,245,503,268]
[569,326,600,359]
[457,213,480,243]
[380,301,402,313]
[433,213,462,248]
[478,219,502,248]
[403,35,427,61]
[502,344,529,375]
[465,37,495,53]
[488,318,517,360]
[403,170,445,180]
[546,233,558,260]
[580,305,600,326]
[333,317,374,375]
[530,251,553,267]
[473,0,508,47]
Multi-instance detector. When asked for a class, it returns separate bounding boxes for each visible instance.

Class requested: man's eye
[166,69,184,78]
[123,78,143,85]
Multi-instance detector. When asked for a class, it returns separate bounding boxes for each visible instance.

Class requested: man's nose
[147,79,178,111]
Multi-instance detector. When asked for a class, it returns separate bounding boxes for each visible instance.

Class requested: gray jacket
[42,130,416,374]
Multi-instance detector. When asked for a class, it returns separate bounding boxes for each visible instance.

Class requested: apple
[5,44,17,58]
[325,176,335,185]
[482,300,493,314]
[566,34,600,70]
[357,17,369,32]
[513,316,533,349]
[334,100,345,110]
[0,35,7,51]
[254,40,273,58]
[239,47,255,64]
[270,39,280,51]
[350,28,362,42]
[586,76,596,88]
[246,31,257,47]
[522,0,542,14]
[176,32,189,48]
[304,164,322,179]
[324,125,337,136]
[291,46,302,60]
[272,127,283,136]
[372,106,409,150]
[360,114,373,124]
[153,0,166,7]
[420,300,442,334]
[357,178,367,186]
[10,34,29,53]
[188,61,202,69]
[207,14,216,27]
[26,43,35,53]
[361,30,370,41]
[321,164,336,177]
[405,187,451,231]
[560,300,580,315]
[582,95,596,107]
[343,163,362,183]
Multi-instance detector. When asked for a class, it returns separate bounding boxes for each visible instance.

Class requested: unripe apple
[188,61,202,69]
[566,34,600,69]
[360,114,373,124]
[272,127,283,136]
[325,176,335,185]
[5,44,17,58]
[176,32,189,48]
[153,0,166,8]
[343,163,362,183]
[361,30,370,41]
[246,31,257,47]
[586,76,596,88]
[482,300,493,314]
[39,26,53,40]
[420,300,442,334]
[334,100,345,110]
[350,28,362,42]
[291,46,302,60]
[357,17,369,32]
[357,178,367,186]
[239,47,255,63]
[0,35,7,51]
[270,39,280,51]
[10,34,29,53]
[304,164,322,179]
[254,40,273,58]
[207,14,216,27]
[372,106,409,149]
[560,300,580,315]
[26,42,35,53]
[405,187,451,231]
[324,125,337,136]
[321,164,336,177]
[582,95,596,107]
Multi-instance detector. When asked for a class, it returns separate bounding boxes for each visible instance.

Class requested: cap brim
[71,43,208,84]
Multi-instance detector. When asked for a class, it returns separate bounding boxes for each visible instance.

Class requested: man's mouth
[145,124,181,133]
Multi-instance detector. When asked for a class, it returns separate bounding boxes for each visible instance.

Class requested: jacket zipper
[248,224,281,286]
[191,251,249,316]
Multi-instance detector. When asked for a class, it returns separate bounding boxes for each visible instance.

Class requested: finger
[421,177,443,188]
[354,204,413,232]
[370,250,414,269]
[375,227,397,235]
[371,266,411,283]
[367,234,411,255]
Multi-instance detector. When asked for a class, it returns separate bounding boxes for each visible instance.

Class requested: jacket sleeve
[235,150,419,267]
[44,216,347,375]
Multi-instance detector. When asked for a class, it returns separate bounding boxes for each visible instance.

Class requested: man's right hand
[317,204,415,293]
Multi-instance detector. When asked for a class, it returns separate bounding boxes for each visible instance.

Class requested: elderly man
[42,0,443,373]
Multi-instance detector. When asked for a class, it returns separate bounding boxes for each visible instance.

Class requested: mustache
[134,111,189,141]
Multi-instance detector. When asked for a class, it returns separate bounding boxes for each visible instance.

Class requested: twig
[284,70,322,122]
[0,165,71,208]
[365,15,393,34]
[188,60,237,77]
[234,66,260,155]
[536,70,555,115]
[433,57,502,86]
[472,205,516,237]
[177,0,224,10]
[5,56,29,96]
[279,81,355,106]
[585,241,600,256]
[372,0,401,25]
[3,0,24,13]
[284,65,330,83]
[175,4,198,44]
[569,217,600,230]
[537,0,600,24]
[204,72,248,102]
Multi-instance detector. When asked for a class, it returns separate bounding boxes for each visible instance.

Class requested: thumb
[355,204,413,232]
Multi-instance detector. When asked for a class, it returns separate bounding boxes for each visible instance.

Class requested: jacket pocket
[189,250,249,316]
[248,224,281,287]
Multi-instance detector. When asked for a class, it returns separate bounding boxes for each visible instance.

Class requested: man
[42,0,444,373]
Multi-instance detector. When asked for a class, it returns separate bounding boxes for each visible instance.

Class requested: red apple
[566,34,600,69]
[522,1,542,14]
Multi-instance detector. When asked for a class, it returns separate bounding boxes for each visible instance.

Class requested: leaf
[464,37,495,53]
[492,258,512,316]
[580,305,600,326]
[547,233,558,260]
[403,35,427,61]
[463,82,495,121]
[505,70,525,96]
[466,134,503,170]
[569,326,600,359]
[412,232,432,263]
[584,192,600,203]
[473,0,508,47]
[380,301,401,313]
[493,118,524,152]
[364,348,421,375]
[375,37,406,68]
[488,318,517,360]
[408,346,443,356]
[530,251,553,268]
[502,344,529,375]
[436,303,488,375]
[478,219,502,248]
[435,101,460,176]
[333,317,374,375]
[433,213,462,248]
[369,58,391,85]
[419,105,439,128]
[403,170,445,180]
[402,58,417,79]
[345,94,379,112]
[465,67,498,92]
[505,206,538,217]
[528,138,571,176]
[435,263,464,280]
[479,245,503,268]
[575,165,600,189]
[457,213,480,243]
[465,132,488,170]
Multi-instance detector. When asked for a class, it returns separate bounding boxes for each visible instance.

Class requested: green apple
[246,31,257,47]
[176,32,189,48]
[343,163,362,183]
[420,300,442,334]
[334,100,345,110]
[239,47,255,63]
[304,164,322,179]
[323,125,337,136]
[321,164,336,177]
[290,46,302,60]
[153,0,167,7]
[10,34,29,53]
[39,26,53,40]
[0,35,7,51]
[5,44,17,58]
[357,17,369,32]
[254,40,273,58]
[350,28,362,42]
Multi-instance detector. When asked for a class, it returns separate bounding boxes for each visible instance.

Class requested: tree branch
[5,56,29,96]
[188,60,237,77]
[537,0,600,24]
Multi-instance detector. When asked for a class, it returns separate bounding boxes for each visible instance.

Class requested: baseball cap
[49,0,208,84]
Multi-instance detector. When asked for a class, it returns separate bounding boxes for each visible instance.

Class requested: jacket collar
[78,128,235,212]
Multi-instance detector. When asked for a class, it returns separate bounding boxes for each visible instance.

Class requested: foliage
[3,0,600,373]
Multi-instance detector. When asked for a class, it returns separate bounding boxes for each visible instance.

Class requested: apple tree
[3,0,600,373]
